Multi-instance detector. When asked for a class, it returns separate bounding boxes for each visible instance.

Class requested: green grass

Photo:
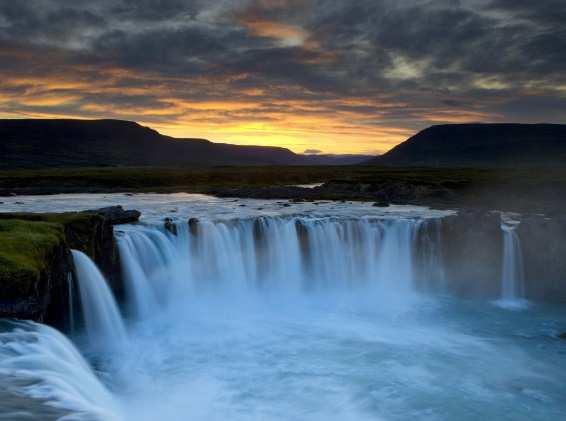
[0,212,102,298]
[0,219,64,297]
[1,166,566,211]
[0,165,559,191]
[0,166,340,193]
[0,211,104,255]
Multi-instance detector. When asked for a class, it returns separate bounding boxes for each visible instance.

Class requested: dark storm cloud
[0,0,564,152]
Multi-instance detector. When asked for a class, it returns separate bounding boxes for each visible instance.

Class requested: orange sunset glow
[1,0,565,154]
[2,2,566,420]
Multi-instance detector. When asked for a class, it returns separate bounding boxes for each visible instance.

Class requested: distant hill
[366,124,566,167]
[0,119,371,169]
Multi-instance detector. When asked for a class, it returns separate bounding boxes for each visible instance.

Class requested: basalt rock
[373,201,389,207]
[86,206,141,225]
[207,181,456,206]
[0,206,141,326]
[0,218,73,326]
[435,210,503,298]
[429,210,566,301]
[164,218,177,235]
[517,214,566,301]
[188,217,199,236]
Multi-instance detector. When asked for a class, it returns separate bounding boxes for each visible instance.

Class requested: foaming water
[115,216,430,317]
[71,250,128,351]
[0,321,122,421]
[2,295,566,421]
[91,294,566,421]
[0,201,565,420]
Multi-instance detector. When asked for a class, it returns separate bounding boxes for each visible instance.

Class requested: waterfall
[116,225,190,319]
[6,195,566,421]
[71,250,128,349]
[115,216,436,315]
[0,321,122,420]
[67,271,76,334]
[497,222,528,309]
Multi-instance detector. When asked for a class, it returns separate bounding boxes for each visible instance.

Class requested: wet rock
[373,201,389,207]
[188,217,199,236]
[295,220,310,258]
[558,332,566,340]
[0,207,141,326]
[517,214,566,302]
[438,210,503,298]
[164,218,177,236]
[0,223,71,324]
[87,206,141,225]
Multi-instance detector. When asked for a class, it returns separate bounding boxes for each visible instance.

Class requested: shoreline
[2,166,566,214]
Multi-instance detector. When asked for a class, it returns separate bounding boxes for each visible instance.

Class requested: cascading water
[497,221,528,309]
[67,272,76,334]
[2,194,566,421]
[0,321,122,421]
[115,217,430,316]
[71,250,128,350]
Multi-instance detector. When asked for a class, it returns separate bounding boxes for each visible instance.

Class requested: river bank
[1,193,566,328]
[2,166,566,213]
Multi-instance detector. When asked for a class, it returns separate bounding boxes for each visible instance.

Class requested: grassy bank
[1,166,566,212]
[0,212,104,300]
[0,166,338,195]
[0,219,64,298]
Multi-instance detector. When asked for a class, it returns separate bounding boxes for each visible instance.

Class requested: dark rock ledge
[0,206,140,326]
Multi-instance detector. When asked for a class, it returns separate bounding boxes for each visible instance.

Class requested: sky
[0,0,565,154]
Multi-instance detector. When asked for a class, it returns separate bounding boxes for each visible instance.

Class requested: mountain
[0,119,371,169]
[366,124,566,167]
[300,154,375,165]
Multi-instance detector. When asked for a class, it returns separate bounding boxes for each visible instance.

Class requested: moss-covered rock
[0,212,104,256]
[0,219,65,299]
[0,206,140,324]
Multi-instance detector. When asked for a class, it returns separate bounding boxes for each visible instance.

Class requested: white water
[67,272,76,335]
[115,217,430,319]
[496,222,528,310]
[0,192,453,223]
[0,321,121,420]
[1,194,565,420]
[71,250,128,351]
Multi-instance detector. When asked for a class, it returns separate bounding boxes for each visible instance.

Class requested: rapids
[0,193,565,420]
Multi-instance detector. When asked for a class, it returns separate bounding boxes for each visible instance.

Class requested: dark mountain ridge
[367,124,566,167]
[0,119,370,168]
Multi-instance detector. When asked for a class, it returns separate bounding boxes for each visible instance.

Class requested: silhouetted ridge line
[366,124,566,167]
[0,119,371,168]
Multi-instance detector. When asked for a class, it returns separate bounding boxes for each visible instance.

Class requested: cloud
[303,148,322,154]
[0,0,565,153]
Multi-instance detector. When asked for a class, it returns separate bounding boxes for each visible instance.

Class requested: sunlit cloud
[243,20,308,47]
[1,0,565,154]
